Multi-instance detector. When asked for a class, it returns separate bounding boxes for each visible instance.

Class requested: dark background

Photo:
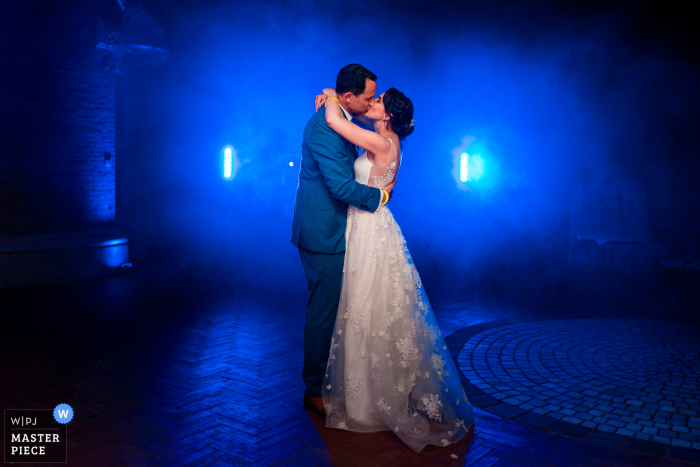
[1,4,699,464]
[5,0,700,308]
[120,0,700,307]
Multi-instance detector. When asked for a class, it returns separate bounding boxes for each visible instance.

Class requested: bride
[316,87,475,454]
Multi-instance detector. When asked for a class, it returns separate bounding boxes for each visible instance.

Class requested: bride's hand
[314,94,327,112]
[314,88,338,112]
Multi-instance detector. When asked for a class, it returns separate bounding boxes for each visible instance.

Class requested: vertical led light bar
[223,147,233,179]
[459,152,468,182]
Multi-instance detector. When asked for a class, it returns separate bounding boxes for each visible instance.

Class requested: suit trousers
[298,247,345,398]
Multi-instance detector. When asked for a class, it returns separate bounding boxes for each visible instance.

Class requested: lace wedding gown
[321,138,475,454]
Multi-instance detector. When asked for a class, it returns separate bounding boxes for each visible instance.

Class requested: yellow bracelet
[381,190,389,205]
[324,97,339,107]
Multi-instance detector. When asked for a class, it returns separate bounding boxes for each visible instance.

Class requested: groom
[291,64,396,416]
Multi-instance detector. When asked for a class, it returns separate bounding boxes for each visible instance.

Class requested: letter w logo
[58,410,69,418]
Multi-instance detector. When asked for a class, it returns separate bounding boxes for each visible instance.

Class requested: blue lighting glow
[97,238,129,247]
[221,145,239,180]
[460,153,468,182]
[102,244,129,267]
[223,147,232,179]
[470,154,485,181]
[456,149,486,185]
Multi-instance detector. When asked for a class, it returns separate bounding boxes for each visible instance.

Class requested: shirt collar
[338,102,352,121]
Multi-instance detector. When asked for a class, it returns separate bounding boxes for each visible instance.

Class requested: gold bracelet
[324,97,339,107]
[381,190,389,205]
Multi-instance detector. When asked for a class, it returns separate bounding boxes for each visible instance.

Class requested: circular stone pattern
[458,319,700,450]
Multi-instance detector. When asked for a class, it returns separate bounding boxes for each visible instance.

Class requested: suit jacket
[291,106,381,253]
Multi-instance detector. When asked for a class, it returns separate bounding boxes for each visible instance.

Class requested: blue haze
[126,1,700,303]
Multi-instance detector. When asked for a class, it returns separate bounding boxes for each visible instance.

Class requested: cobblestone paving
[457,319,700,452]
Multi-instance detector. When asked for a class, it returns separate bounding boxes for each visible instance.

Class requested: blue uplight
[223,147,232,179]
[221,145,239,180]
[457,151,485,184]
[459,153,468,182]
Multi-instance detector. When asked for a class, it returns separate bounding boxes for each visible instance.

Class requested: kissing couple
[291,64,475,454]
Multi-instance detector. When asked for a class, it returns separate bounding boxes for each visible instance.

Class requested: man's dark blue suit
[291,106,381,398]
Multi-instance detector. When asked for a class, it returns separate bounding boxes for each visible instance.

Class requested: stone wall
[0,1,116,236]
[0,1,127,287]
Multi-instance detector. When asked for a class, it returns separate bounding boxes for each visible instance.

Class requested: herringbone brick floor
[0,269,697,466]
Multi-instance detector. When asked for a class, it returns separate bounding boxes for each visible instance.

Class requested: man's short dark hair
[336,64,377,96]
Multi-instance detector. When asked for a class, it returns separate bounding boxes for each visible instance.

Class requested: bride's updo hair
[383,87,414,140]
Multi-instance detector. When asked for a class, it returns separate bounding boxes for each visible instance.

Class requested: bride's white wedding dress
[321,138,475,454]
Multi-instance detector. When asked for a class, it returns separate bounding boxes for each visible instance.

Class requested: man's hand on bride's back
[385,180,398,202]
